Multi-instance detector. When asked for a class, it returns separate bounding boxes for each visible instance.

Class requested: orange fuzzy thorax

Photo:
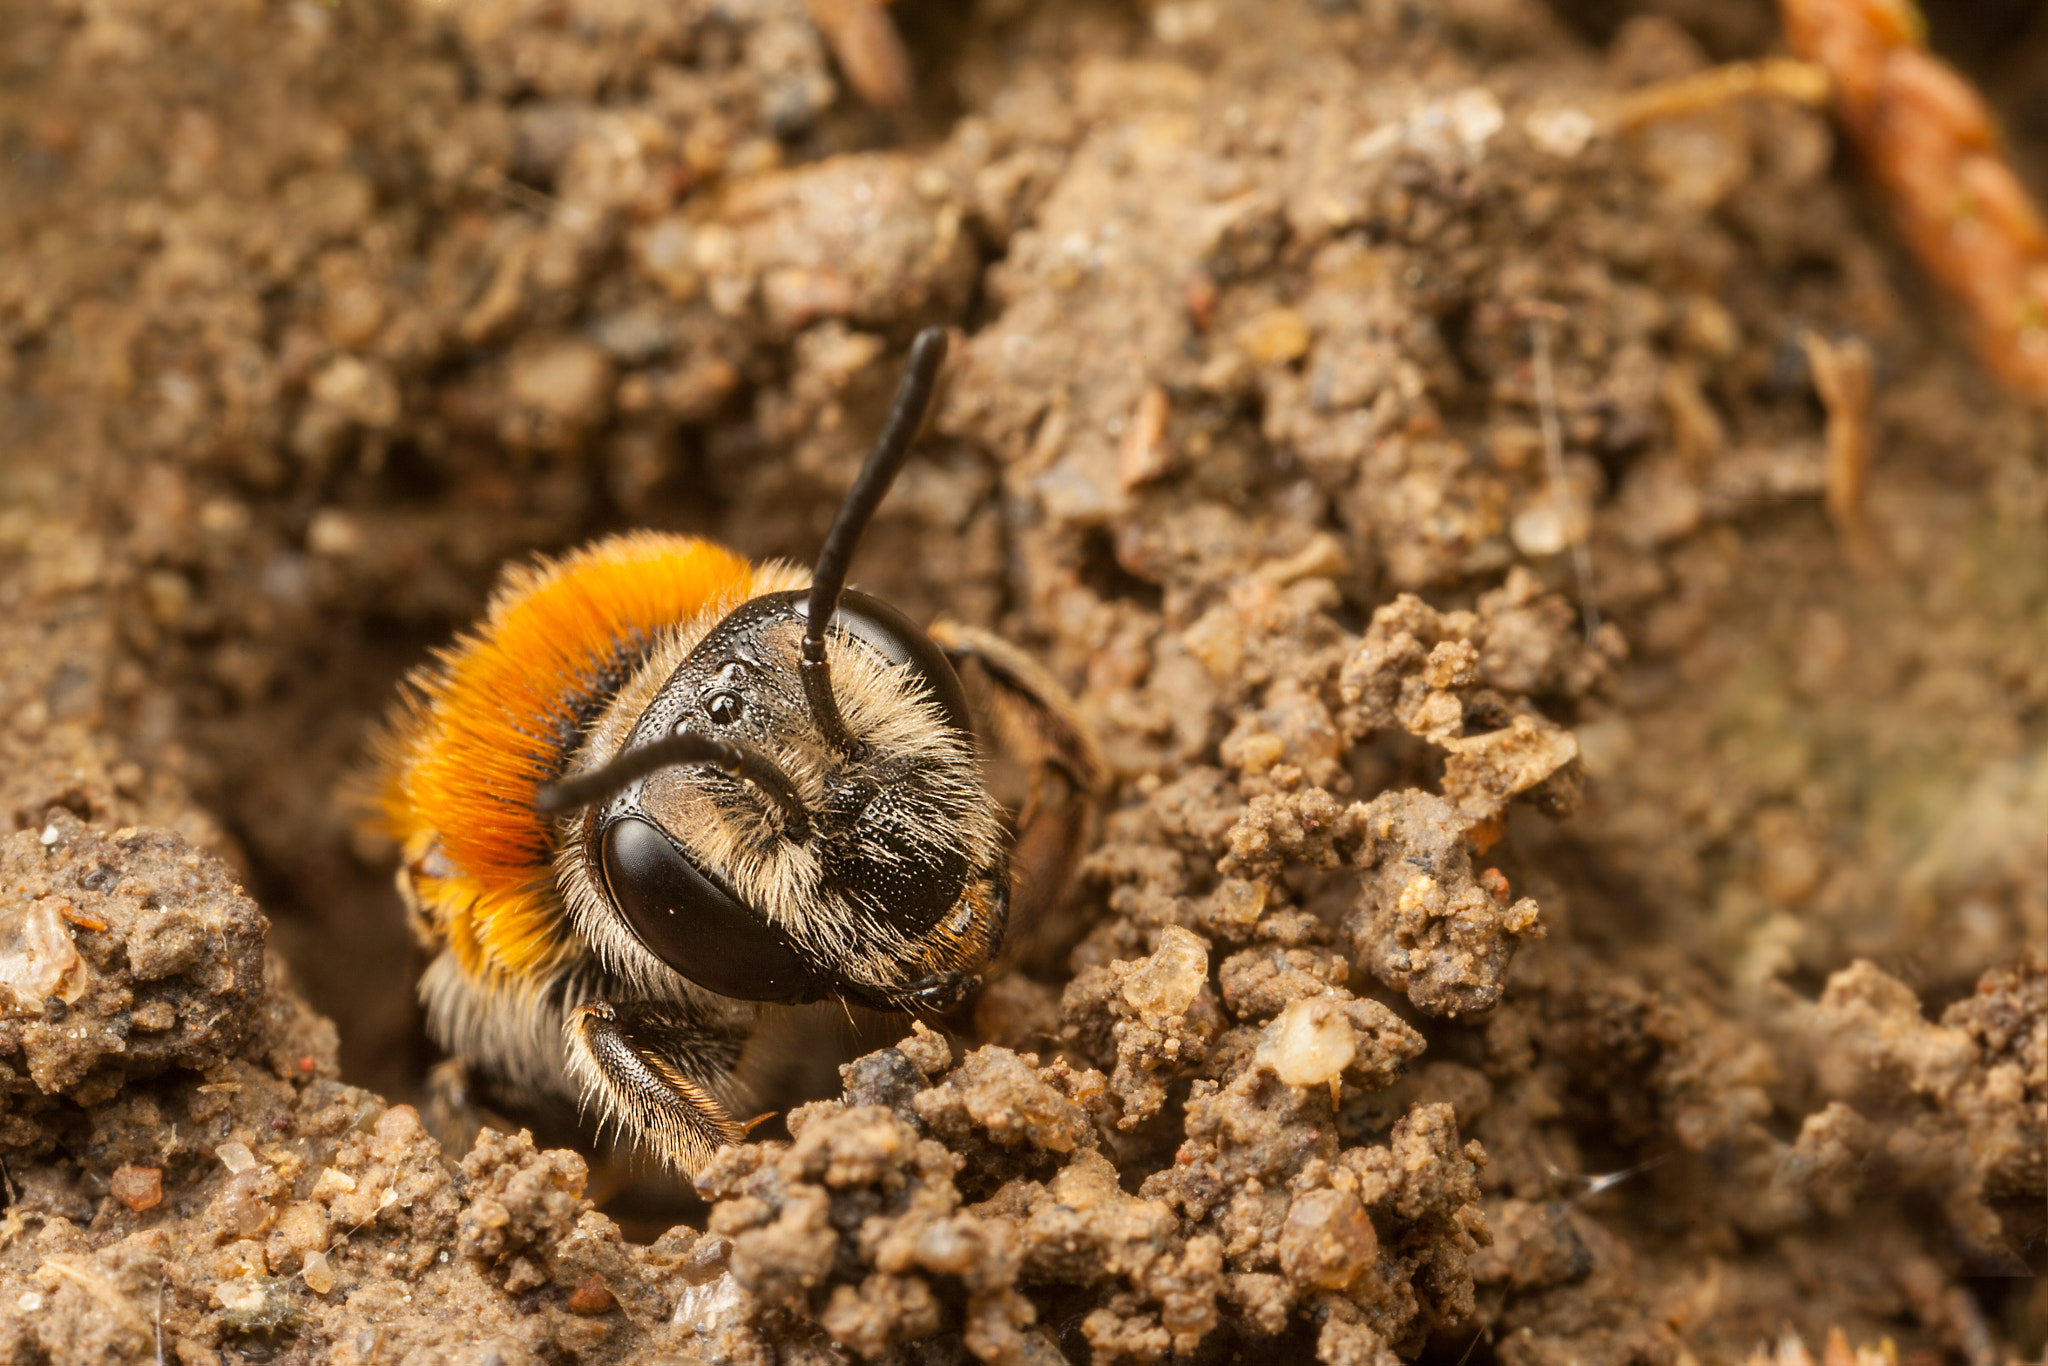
[383,532,756,980]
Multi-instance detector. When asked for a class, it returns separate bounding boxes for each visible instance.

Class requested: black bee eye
[824,590,974,739]
[600,816,813,1002]
[706,691,744,725]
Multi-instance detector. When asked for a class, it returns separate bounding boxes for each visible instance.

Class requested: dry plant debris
[1782,0,2048,397]
[1609,56,1832,128]
[1802,329,1878,561]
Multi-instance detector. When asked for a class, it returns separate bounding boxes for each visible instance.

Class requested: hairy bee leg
[564,1000,749,1174]
[928,620,1103,935]
[1006,763,1094,937]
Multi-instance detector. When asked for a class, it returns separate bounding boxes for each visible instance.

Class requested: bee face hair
[555,584,1007,1010]
[386,327,1102,1172]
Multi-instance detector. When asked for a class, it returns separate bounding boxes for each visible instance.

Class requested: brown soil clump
[1,0,2043,1361]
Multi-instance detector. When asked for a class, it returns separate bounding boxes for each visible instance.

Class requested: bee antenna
[801,326,950,755]
[538,731,812,843]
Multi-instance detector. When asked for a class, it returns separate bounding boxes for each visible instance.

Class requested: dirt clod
[0,0,2042,1359]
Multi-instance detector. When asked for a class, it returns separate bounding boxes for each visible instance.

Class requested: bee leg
[564,1000,748,1174]
[929,620,1104,934]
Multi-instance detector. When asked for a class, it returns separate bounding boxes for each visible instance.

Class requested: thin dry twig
[806,0,913,110]
[1611,58,1831,127]
[1117,384,1173,492]
[478,167,565,221]
[1801,330,1878,564]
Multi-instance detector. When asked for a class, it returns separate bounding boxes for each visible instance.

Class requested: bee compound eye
[829,590,973,740]
[599,815,814,1002]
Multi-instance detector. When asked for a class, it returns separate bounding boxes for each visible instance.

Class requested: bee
[376,329,1100,1173]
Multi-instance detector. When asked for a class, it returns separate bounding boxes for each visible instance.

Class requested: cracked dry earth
[0,0,2044,1362]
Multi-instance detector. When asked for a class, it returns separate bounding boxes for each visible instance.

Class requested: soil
[0,0,2044,1363]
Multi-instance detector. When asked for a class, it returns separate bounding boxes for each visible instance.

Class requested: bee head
[542,330,1008,1011]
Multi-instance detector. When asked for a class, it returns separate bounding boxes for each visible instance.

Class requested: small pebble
[1202,879,1267,929]
[509,338,613,425]
[1525,106,1598,159]
[567,1276,615,1315]
[1277,1188,1379,1289]
[312,1166,357,1197]
[306,508,362,557]
[217,1141,258,1174]
[0,901,82,1010]
[301,1249,335,1295]
[111,1164,163,1211]
[1119,926,1209,1023]
[1236,308,1310,364]
[1510,503,1570,557]
[1257,995,1357,1088]
[217,1170,276,1237]
[215,1277,267,1314]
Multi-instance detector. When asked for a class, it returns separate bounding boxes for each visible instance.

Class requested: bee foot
[564,1000,747,1174]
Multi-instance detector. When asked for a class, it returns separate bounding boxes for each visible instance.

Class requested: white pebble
[1443,88,1505,151]
[1525,106,1598,160]
[0,901,82,1011]
[215,1277,267,1314]
[311,1167,357,1197]
[1119,926,1209,1023]
[1511,504,1570,557]
[300,1250,335,1295]
[1257,995,1357,1088]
